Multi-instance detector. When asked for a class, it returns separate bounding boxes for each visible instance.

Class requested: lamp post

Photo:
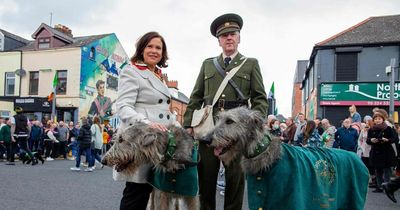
[386,58,398,120]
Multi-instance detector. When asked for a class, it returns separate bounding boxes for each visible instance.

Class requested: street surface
[1,159,399,210]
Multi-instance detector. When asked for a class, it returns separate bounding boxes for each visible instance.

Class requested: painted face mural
[80,34,128,123]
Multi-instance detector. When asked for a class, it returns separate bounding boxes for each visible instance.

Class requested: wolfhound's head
[102,122,195,173]
[209,107,265,165]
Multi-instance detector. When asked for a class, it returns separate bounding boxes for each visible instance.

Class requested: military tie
[224,57,231,68]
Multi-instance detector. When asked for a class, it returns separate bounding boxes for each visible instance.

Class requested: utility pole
[387,58,397,120]
[50,12,53,26]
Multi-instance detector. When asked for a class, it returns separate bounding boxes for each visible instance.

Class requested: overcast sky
[1,0,399,116]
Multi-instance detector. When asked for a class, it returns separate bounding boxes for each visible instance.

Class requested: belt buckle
[218,99,225,111]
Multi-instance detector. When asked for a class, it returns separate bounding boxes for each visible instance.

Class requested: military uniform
[183,13,268,210]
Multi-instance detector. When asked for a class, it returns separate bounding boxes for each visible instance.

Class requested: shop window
[336,52,358,81]
[56,70,68,95]
[0,110,10,118]
[38,37,51,49]
[29,71,39,95]
[5,72,15,96]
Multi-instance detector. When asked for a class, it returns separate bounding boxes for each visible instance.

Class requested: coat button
[167,99,171,104]
[257,190,262,195]
[171,179,176,183]
[171,190,175,193]
[167,115,170,120]
[158,99,163,103]
[256,176,262,181]
[221,94,225,98]
[159,114,164,119]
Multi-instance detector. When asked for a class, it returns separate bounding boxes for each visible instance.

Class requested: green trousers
[198,142,244,210]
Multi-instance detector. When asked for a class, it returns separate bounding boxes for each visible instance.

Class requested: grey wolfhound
[102,122,199,210]
[209,107,369,210]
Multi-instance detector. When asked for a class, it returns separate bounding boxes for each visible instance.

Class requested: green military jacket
[183,53,268,128]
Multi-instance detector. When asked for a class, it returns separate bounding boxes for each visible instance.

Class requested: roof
[0,28,30,44]
[293,60,308,83]
[32,23,74,43]
[16,33,111,51]
[317,14,400,47]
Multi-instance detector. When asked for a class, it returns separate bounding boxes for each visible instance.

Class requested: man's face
[59,121,64,127]
[69,122,74,127]
[6,119,11,126]
[218,31,240,56]
[321,120,329,129]
[98,84,105,96]
[298,114,305,122]
[343,119,351,128]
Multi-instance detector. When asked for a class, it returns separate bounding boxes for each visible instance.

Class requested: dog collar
[164,130,177,161]
[245,133,272,159]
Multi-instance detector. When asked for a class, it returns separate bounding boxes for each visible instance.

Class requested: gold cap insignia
[224,22,230,27]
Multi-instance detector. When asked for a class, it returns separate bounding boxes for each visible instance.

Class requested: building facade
[292,60,308,117]
[300,15,400,126]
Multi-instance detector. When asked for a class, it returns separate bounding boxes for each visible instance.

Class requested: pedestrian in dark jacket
[283,117,297,144]
[334,118,359,152]
[367,112,396,193]
[70,117,93,172]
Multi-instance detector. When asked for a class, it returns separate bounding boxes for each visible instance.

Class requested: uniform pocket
[235,73,251,95]
[204,72,216,97]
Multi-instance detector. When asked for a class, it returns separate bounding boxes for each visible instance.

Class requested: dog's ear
[142,133,157,146]
[247,110,264,128]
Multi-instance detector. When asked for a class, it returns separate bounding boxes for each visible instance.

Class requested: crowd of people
[262,105,400,202]
[0,112,115,172]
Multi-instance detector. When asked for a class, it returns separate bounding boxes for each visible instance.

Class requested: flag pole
[51,87,56,122]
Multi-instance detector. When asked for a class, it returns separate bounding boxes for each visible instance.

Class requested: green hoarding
[320,82,400,106]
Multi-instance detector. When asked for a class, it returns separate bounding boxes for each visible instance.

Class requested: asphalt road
[1,159,399,210]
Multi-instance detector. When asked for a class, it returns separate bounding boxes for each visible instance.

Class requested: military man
[183,13,268,210]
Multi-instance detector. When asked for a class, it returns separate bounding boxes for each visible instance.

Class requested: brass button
[257,190,262,195]
[171,179,176,183]
[221,94,225,98]
[256,176,262,181]
[171,190,175,193]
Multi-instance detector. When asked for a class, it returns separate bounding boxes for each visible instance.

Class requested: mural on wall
[79,34,128,122]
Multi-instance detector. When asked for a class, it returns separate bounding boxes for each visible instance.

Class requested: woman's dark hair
[130,31,168,68]
[303,120,316,142]
[269,119,278,129]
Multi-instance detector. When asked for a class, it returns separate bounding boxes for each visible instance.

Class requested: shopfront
[14,97,52,122]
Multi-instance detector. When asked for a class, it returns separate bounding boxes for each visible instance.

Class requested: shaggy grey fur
[209,107,282,174]
[101,122,199,210]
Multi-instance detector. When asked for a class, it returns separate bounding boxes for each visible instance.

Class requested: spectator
[334,118,359,152]
[29,120,42,152]
[293,113,307,144]
[71,117,93,172]
[265,114,276,131]
[367,112,396,193]
[269,119,282,138]
[321,119,336,148]
[1,118,15,165]
[314,117,324,135]
[357,122,376,187]
[283,117,297,144]
[44,123,58,161]
[295,120,321,147]
[68,121,79,160]
[349,105,362,123]
[90,116,103,169]
[57,121,69,159]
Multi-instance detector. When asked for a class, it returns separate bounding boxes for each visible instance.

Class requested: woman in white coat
[116,31,174,210]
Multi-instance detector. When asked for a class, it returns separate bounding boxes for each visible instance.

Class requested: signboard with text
[320,82,400,106]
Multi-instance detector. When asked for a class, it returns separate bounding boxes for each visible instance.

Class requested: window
[38,37,50,49]
[0,110,10,118]
[336,53,358,81]
[29,71,39,95]
[56,70,68,95]
[89,47,96,60]
[5,72,15,96]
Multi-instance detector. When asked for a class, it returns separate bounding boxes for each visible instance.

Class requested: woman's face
[373,116,384,125]
[143,37,163,68]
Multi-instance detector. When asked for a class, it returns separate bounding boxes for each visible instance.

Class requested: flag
[52,73,58,88]
[274,107,278,115]
[268,82,275,99]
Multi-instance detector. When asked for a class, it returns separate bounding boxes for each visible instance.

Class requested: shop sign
[320,82,400,106]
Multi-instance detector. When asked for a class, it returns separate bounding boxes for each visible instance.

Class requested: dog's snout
[200,133,213,145]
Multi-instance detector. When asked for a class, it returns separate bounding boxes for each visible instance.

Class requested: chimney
[54,24,73,37]
[167,80,178,89]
